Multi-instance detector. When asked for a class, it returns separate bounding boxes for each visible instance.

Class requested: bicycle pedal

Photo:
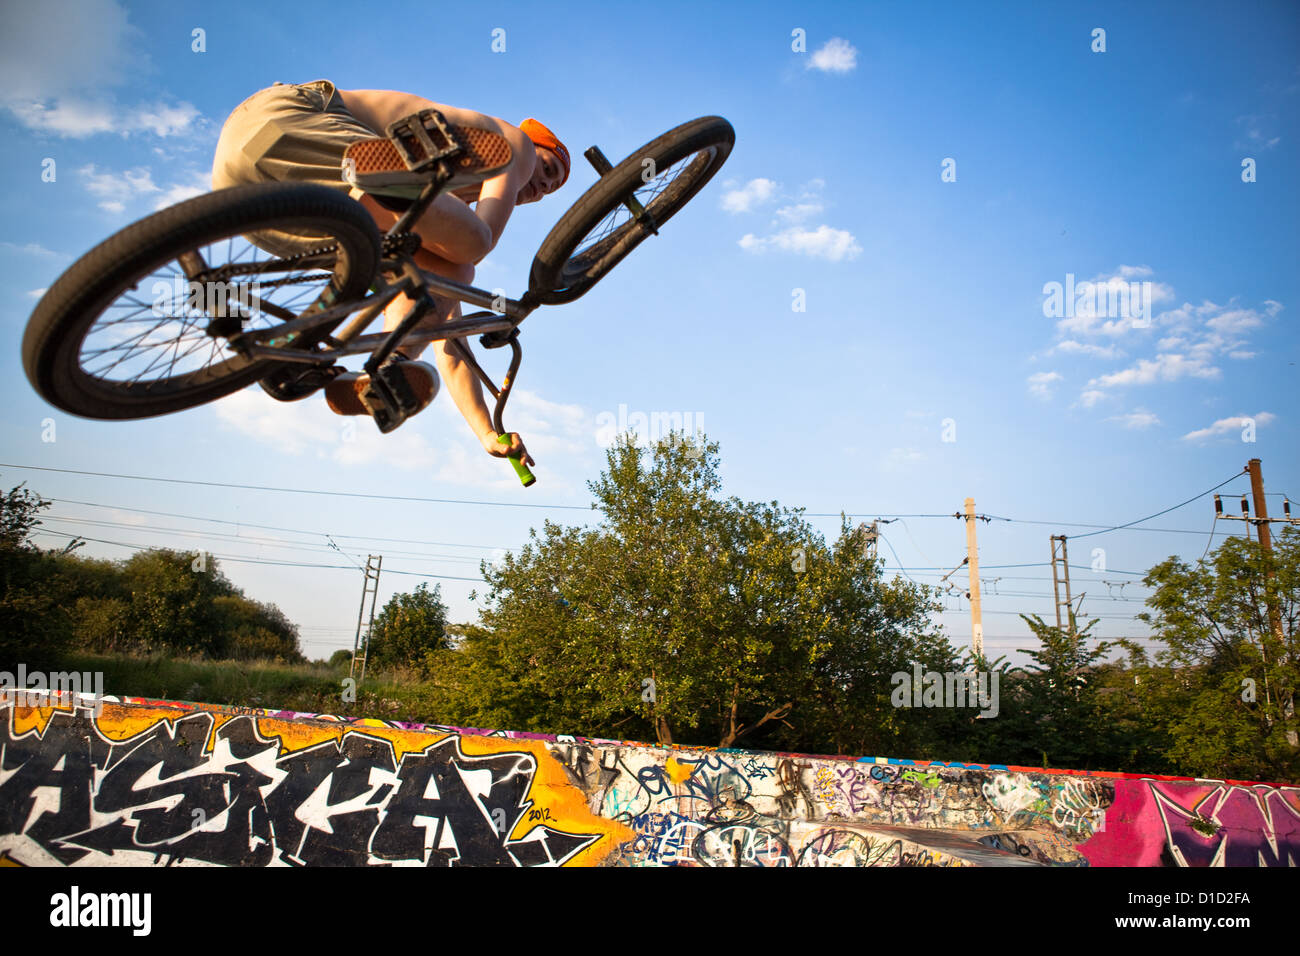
[386,109,463,174]
[359,365,421,433]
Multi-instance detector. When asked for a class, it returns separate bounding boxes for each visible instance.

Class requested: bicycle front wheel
[22,183,380,420]
[528,116,734,305]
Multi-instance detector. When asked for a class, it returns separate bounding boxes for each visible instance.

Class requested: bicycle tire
[528,116,734,305]
[22,183,380,420]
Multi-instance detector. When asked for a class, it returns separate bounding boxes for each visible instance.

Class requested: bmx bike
[21,114,735,486]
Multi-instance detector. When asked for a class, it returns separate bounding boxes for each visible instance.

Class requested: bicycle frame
[233,151,541,483]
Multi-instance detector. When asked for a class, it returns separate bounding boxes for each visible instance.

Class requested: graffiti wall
[2,691,1296,867]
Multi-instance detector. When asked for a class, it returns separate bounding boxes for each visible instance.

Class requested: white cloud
[1235,114,1280,150]
[774,202,824,224]
[721,178,778,213]
[1088,352,1220,389]
[0,241,71,262]
[808,37,858,74]
[1228,350,1256,360]
[152,170,214,211]
[215,386,442,474]
[128,101,201,138]
[80,163,159,212]
[1115,264,1154,278]
[0,1,200,139]
[1052,267,1175,338]
[739,225,861,262]
[1027,371,1063,399]
[0,0,138,101]
[1052,340,1123,359]
[13,99,201,139]
[79,165,213,214]
[26,288,47,299]
[214,381,594,494]
[1205,309,1263,335]
[1182,412,1276,442]
[1107,408,1161,429]
[1078,390,1106,408]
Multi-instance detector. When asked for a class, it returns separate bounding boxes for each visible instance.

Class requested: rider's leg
[355,192,475,359]
[347,194,501,440]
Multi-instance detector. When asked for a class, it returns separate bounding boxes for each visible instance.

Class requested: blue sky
[1,0,1296,665]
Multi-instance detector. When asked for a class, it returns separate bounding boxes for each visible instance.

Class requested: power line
[1,462,594,510]
[1066,469,1248,540]
[7,462,1269,538]
[38,513,488,565]
[31,529,487,582]
[46,496,506,551]
[876,529,918,585]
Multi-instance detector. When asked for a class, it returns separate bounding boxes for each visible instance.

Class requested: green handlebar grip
[499,434,536,487]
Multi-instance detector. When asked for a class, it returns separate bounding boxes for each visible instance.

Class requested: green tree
[443,435,947,751]
[0,482,78,665]
[1132,527,1300,781]
[367,582,449,672]
[117,549,239,656]
[213,595,305,662]
[1013,613,1116,769]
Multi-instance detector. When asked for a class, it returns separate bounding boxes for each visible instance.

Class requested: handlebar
[498,434,535,486]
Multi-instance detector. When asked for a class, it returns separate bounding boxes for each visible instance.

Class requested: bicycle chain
[198,232,421,284]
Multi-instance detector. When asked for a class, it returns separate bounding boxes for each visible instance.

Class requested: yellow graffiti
[449,734,633,866]
[4,700,632,868]
[814,767,837,804]
[665,756,695,785]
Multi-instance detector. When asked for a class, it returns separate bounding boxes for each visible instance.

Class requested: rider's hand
[481,430,534,466]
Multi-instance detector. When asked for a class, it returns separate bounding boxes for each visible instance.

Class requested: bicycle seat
[342,109,513,202]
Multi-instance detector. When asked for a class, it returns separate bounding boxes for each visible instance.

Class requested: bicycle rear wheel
[528,116,734,305]
[22,183,380,420]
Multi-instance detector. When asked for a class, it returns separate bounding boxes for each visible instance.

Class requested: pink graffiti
[1080,779,1300,867]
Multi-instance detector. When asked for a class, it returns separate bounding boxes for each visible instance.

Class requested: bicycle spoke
[571,153,704,262]
[76,230,350,388]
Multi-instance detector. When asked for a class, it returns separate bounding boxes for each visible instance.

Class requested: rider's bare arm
[433,340,534,465]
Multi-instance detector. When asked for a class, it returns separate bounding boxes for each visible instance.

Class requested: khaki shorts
[212,79,378,255]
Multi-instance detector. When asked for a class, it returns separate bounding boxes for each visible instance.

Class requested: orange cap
[519,118,571,188]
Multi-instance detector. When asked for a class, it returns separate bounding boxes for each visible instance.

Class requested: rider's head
[517,118,570,205]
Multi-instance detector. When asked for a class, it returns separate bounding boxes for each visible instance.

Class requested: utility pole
[350,555,383,685]
[1213,459,1299,642]
[857,520,879,561]
[1212,458,1298,747]
[1050,534,1076,637]
[963,498,984,658]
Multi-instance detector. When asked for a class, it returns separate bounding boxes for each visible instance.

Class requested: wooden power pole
[1212,458,1297,747]
[963,498,984,658]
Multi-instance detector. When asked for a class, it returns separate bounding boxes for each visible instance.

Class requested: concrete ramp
[1,692,1296,867]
